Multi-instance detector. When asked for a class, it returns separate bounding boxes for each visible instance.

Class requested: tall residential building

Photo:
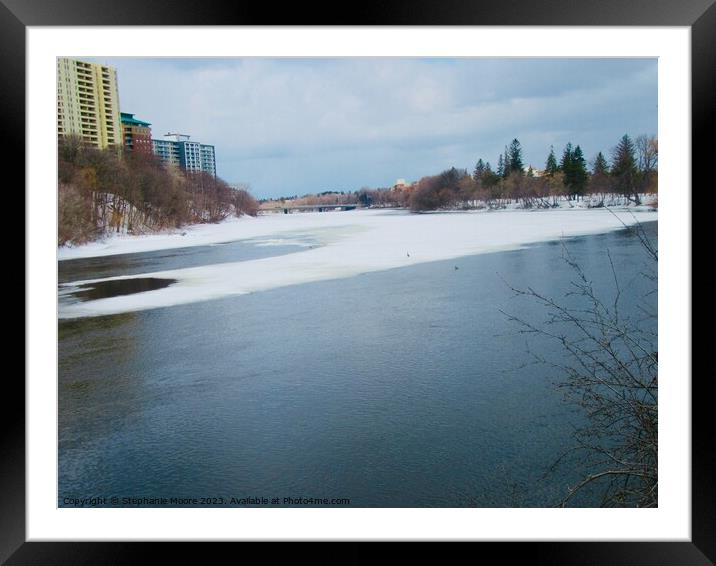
[120,112,153,154]
[152,133,217,176]
[57,58,122,149]
[152,138,181,167]
[200,145,217,177]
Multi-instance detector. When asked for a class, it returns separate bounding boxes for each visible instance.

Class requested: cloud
[92,57,657,198]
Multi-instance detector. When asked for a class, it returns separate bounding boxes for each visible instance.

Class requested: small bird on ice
[407,252,410,257]
[454,266,459,270]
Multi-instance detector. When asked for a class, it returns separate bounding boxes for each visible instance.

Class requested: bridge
[260,204,361,214]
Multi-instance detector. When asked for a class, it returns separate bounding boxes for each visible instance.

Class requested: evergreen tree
[560,142,574,173]
[592,151,609,176]
[507,138,524,175]
[611,134,639,203]
[570,145,589,196]
[588,151,611,194]
[545,146,559,176]
[560,143,576,197]
[473,158,486,181]
[496,154,505,178]
[502,146,511,178]
[526,165,534,178]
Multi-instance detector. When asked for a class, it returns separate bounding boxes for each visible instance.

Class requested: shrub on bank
[58,137,259,246]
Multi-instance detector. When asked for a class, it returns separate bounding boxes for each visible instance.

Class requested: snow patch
[58,207,657,319]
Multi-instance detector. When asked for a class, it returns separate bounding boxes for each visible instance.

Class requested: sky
[87,57,657,200]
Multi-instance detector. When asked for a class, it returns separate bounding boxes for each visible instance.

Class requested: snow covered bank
[57,194,656,261]
[58,207,657,319]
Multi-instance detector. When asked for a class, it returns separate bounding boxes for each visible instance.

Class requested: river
[58,220,657,507]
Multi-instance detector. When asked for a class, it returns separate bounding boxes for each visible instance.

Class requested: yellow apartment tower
[57,58,122,149]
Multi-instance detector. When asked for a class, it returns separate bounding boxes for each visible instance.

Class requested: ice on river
[58,207,657,319]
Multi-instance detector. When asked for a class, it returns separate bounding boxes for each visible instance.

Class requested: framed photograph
[12,0,708,562]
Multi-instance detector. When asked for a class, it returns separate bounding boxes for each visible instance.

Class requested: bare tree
[58,140,242,245]
[58,183,98,245]
[635,135,658,175]
[233,186,259,217]
[503,219,657,507]
[409,175,442,212]
[636,135,658,194]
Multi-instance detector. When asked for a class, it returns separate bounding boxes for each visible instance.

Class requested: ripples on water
[58,222,657,507]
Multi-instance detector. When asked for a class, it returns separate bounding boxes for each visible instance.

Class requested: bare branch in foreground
[503,227,657,508]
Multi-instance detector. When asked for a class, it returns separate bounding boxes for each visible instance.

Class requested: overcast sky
[88,57,657,199]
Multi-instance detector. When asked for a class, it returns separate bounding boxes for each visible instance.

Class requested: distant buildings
[57,58,122,149]
[152,134,216,177]
[120,112,153,154]
[57,58,219,177]
[393,178,415,191]
[526,166,544,177]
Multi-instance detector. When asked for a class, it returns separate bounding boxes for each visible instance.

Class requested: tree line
[58,136,259,246]
[261,191,360,208]
[352,134,656,212]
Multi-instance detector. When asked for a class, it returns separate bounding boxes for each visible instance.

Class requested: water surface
[58,222,657,507]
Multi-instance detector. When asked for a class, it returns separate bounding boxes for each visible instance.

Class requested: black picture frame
[9,0,708,563]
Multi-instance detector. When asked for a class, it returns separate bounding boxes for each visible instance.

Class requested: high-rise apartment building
[200,144,217,177]
[57,58,122,149]
[120,112,153,154]
[152,138,181,167]
[152,133,217,176]
[178,138,203,173]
